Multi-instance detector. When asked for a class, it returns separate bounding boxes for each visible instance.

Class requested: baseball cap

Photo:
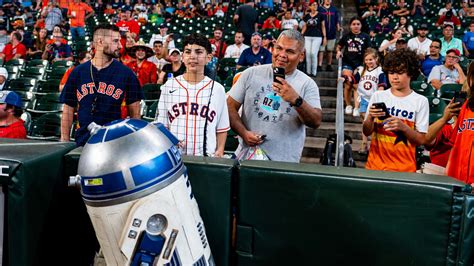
[443,23,454,29]
[396,38,407,44]
[0,67,8,80]
[418,23,429,30]
[446,48,461,57]
[159,23,168,29]
[168,48,181,56]
[263,33,273,40]
[251,32,262,37]
[0,90,23,108]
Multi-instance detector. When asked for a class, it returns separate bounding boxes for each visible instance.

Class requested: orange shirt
[446,103,474,183]
[68,2,93,27]
[126,60,158,86]
[59,0,69,9]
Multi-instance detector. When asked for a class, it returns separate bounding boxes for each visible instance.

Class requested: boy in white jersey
[156,33,230,157]
[363,48,429,172]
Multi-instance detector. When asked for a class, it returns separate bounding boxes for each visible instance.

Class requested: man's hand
[46,44,53,51]
[273,77,299,105]
[336,50,342,59]
[242,130,264,146]
[383,117,409,132]
[214,150,224,157]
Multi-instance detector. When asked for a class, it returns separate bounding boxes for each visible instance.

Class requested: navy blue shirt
[237,47,272,67]
[60,59,143,146]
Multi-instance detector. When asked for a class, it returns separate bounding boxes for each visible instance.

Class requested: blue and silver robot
[69,119,214,266]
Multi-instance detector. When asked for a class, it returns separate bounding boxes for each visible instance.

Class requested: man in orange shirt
[126,41,158,86]
[68,0,94,41]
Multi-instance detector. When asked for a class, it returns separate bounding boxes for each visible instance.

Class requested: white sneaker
[353,108,360,117]
[345,105,353,115]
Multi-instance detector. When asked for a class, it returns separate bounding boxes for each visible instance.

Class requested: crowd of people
[0,0,473,185]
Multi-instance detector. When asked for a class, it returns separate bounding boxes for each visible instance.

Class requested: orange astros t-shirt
[68,2,93,27]
[365,90,429,172]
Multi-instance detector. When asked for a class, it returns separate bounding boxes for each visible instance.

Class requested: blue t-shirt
[237,47,272,67]
[60,60,143,146]
[421,56,443,77]
[463,31,474,51]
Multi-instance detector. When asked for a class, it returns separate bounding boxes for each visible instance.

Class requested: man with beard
[127,41,158,86]
[59,24,143,146]
[407,23,432,60]
[237,32,272,69]
[224,31,249,59]
[209,27,227,59]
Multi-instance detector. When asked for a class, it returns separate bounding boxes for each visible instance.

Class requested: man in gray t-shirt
[427,48,466,90]
[227,30,322,162]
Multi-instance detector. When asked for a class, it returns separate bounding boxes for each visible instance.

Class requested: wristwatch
[290,96,303,107]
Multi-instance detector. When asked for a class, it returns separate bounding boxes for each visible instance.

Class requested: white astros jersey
[354,66,387,102]
[156,75,230,156]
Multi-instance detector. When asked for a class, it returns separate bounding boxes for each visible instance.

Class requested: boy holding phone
[363,48,429,172]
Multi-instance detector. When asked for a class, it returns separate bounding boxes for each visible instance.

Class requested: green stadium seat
[49,60,73,70]
[427,96,447,124]
[7,77,38,101]
[143,100,158,121]
[46,66,69,79]
[5,65,19,80]
[4,58,25,69]
[411,81,434,96]
[142,83,161,102]
[27,113,62,140]
[36,79,61,94]
[27,93,63,114]
[26,59,48,68]
[439,83,462,100]
[20,66,45,79]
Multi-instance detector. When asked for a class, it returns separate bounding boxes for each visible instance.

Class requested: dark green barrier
[63,149,235,266]
[0,139,75,266]
[183,156,235,266]
[236,161,474,266]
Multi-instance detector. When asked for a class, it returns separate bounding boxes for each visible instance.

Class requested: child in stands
[363,48,429,172]
[353,48,387,153]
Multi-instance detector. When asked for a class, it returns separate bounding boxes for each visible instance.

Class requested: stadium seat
[411,81,434,96]
[439,83,462,100]
[4,58,25,69]
[5,65,19,80]
[27,113,62,140]
[49,60,73,70]
[142,83,161,102]
[7,77,38,101]
[36,79,61,94]
[427,96,447,124]
[27,93,63,114]
[20,111,32,134]
[26,59,48,68]
[143,100,158,121]
[20,66,45,80]
[46,66,69,79]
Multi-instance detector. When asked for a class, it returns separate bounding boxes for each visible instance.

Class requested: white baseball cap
[168,48,181,56]
[0,67,8,80]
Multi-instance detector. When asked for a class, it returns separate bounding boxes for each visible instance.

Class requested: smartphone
[273,67,285,84]
[372,102,390,120]
[453,91,467,106]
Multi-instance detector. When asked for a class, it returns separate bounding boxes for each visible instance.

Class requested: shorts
[319,39,336,52]
[359,98,369,113]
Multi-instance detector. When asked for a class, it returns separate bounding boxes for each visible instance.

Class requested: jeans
[304,36,322,76]
[71,27,85,42]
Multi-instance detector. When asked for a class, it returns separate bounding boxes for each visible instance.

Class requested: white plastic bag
[236,145,270,161]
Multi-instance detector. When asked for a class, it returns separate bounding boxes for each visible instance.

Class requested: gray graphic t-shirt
[229,64,321,162]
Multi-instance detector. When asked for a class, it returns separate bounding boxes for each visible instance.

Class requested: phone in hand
[273,67,285,84]
[453,91,467,106]
[372,102,391,120]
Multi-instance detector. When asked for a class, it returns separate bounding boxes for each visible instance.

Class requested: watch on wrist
[290,96,303,107]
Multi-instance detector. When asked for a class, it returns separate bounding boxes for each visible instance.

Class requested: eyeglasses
[446,55,459,59]
[53,35,62,39]
[429,45,440,48]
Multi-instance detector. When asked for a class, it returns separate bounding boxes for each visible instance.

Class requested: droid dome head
[77,119,184,206]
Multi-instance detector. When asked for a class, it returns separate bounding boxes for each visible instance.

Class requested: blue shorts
[359,98,369,113]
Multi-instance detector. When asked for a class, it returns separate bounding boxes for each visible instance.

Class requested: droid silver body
[74,119,214,266]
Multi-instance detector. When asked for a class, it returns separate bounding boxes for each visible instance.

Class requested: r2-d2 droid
[69,119,214,266]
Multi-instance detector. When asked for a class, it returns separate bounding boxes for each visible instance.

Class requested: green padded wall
[183,156,235,266]
[236,161,474,266]
[0,139,76,265]
[63,149,235,266]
